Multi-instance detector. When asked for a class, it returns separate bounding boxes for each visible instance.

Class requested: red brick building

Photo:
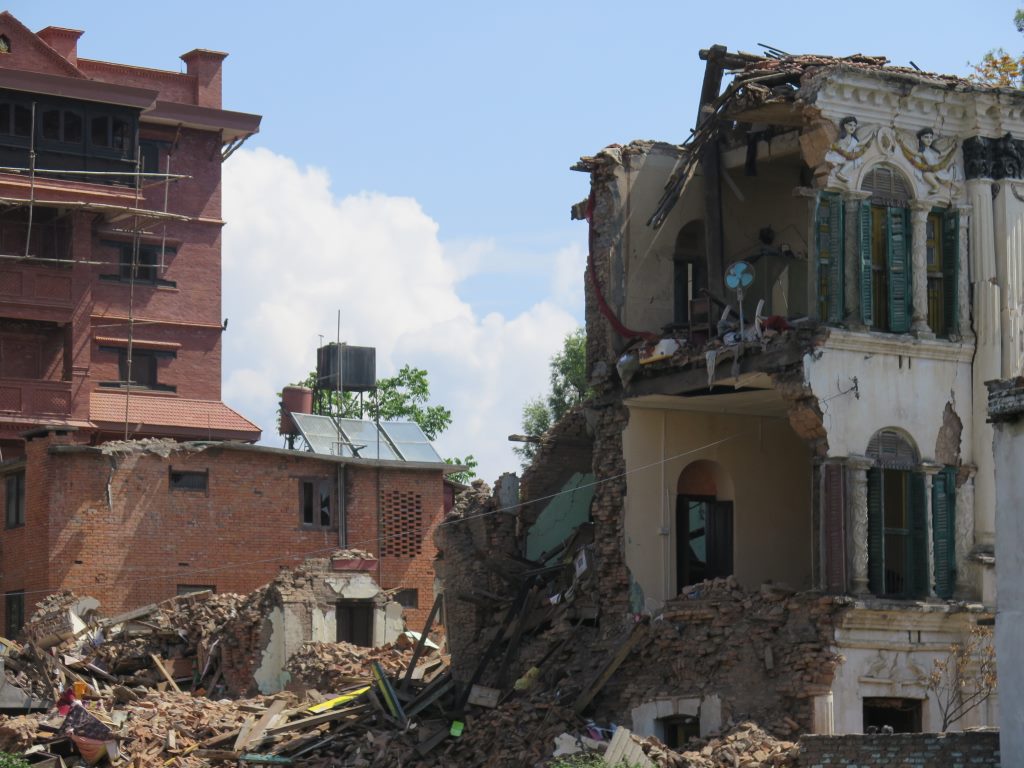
[0,11,262,456]
[1,428,445,635]
[0,15,453,640]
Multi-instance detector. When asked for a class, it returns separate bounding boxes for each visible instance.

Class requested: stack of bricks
[433,479,519,684]
[589,401,632,616]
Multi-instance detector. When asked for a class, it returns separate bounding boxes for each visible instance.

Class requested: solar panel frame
[380,421,444,463]
[290,412,354,457]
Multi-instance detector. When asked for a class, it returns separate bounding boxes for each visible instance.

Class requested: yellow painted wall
[622,403,813,610]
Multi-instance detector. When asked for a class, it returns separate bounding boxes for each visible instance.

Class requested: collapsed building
[561,46,1008,736]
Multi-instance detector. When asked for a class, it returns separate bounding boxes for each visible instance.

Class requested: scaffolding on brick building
[0,102,194,438]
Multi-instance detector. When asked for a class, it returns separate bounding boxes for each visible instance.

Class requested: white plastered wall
[622,403,812,611]
[992,417,1024,760]
[829,610,998,734]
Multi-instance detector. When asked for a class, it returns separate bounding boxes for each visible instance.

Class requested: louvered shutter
[887,207,911,333]
[859,202,873,327]
[823,463,847,593]
[942,209,959,337]
[867,467,884,596]
[816,192,844,323]
[932,467,957,599]
[910,473,929,598]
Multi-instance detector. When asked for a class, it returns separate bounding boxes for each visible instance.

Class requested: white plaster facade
[584,61,1018,736]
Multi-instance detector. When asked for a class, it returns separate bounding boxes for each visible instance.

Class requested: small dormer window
[0,36,11,54]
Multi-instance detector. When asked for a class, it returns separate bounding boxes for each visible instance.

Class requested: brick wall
[0,434,444,632]
[798,732,1000,767]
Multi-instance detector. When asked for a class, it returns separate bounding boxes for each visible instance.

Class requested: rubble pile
[677,722,798,767]
[601,577,845,736]
[285,641,411,693]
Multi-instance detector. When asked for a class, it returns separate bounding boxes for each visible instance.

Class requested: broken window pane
[319,482,331,527]
[301,481,315,526]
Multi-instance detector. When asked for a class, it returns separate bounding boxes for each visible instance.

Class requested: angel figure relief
[897,127,962,196]
[825,116,874,183]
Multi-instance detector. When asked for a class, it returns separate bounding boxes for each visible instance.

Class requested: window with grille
[169,468,208,492]
[380,490,424,558]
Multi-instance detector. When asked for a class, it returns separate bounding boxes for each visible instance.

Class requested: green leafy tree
[285,364,474,480]
[514,328,590,465]
[971,9,1024,86]
[444,454,478,485]
[299,364,452,440]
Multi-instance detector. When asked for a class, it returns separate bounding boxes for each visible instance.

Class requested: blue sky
[10,1,1022,481]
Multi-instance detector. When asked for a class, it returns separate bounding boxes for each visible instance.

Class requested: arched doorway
[676,460,733,591]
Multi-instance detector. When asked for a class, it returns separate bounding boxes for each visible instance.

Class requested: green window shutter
[859,201,873,327]
[910,473,929,598]
[887,207,911,333]
[867,467,884,596]
[942,209,959,337]
[932,467,957,599]
[823,463,847,594]
[816,192,844,323]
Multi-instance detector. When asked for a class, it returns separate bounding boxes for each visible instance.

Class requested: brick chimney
[37,26,83,67]
[180,49,228,109]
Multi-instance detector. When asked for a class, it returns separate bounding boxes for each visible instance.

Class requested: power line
[12,432,744,600]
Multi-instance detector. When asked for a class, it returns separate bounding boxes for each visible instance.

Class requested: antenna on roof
[909,61,922,71]
[757,43,792,59]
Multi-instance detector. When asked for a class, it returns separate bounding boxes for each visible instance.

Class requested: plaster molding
[821,328,974,362]
[809,70,1024,140]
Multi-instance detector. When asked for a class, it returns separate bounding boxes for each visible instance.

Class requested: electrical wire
[9,432,744,599]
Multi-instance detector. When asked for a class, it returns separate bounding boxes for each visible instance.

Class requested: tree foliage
[919,624,997,731]
[514,328,590,465]
[300,364,452,440]
[970,9,1024,86]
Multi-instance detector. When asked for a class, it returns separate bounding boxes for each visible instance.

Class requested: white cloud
[221,147,581,483]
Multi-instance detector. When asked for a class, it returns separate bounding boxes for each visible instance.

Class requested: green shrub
[0,753,31,768]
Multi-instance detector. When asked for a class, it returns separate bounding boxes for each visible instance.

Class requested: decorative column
[967,177,998,548]
[843,191,872,329]
[956,204,974,341]
[920,462,943,599]
[847,455,874,595]
[955,465,977,599]
[909,201,933,338]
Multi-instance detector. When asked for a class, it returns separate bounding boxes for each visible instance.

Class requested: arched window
[865,430,926,598]
[859,165,913,333]
[676,460,732,591]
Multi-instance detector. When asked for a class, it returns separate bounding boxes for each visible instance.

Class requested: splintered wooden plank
[233,716,256,751]
[400,594,444,692]
[573,622,647,715]
[238,699,288,751]
[262,704,371,738]
[148,654,182,693]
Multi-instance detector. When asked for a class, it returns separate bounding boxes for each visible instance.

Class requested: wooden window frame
[4,470,25,529]
[299,478,334,530]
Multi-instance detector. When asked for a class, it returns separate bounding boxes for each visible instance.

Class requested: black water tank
[316,343,376,392]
